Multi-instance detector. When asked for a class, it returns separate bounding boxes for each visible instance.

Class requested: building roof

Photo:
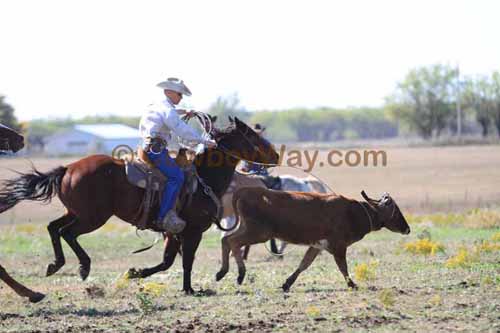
[75,124,140,139]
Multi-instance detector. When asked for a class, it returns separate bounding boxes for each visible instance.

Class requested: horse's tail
[0,166,67,214]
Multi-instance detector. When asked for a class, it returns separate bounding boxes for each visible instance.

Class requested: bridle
[187,114,336,196]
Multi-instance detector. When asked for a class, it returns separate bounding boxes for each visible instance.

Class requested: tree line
[1,63,500,144]
[386,64,500,139]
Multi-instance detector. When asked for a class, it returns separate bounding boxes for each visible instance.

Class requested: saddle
[125,148,198,230]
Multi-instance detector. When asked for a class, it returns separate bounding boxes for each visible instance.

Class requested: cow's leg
[181,232,203,294]
[217,226,252,283]
[282,247,320,292]
[0,265,45,303]
[217,220,271,285]
[216,232,233,281]
[332,246,357,289]
[46,214,74,277]
[232,242,247,285]
[128,236,180,279]
[231,226,271,285]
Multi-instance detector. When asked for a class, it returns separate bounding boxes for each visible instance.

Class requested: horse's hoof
[29,292,45,303]
[215,271,226,281]
[46,262,64,277]
[126,268,142,279]
[347,281,358,290]
[282,284,290,293]
[183,287,195,295]
[79,265,90,281]
[237,275,245,285]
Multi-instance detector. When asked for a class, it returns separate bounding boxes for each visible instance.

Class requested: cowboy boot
[159,210,187,234]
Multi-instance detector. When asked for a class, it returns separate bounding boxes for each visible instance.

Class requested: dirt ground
[0,224,498,332]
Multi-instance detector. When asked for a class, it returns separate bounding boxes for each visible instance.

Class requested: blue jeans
[147,149,185,220]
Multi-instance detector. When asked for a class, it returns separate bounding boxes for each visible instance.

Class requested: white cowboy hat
[156,77,192,96]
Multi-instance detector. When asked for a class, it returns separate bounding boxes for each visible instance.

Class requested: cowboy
[240,124,269,175]
[139,77,217,233]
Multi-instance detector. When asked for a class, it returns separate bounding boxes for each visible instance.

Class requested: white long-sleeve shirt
[139,98,206,146]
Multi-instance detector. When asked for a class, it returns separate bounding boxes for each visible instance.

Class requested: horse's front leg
[128,236,180,279]
[181,231,203,294]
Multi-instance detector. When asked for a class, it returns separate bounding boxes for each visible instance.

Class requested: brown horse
[0,117,279,294]
[1,124,45,302]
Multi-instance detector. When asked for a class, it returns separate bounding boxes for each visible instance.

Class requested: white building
[44,124,140,156]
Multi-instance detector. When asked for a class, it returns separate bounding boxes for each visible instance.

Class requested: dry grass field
[275,145,500,214]
[0,146,499,332]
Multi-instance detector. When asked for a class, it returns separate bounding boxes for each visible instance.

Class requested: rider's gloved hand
[185,110,196,119]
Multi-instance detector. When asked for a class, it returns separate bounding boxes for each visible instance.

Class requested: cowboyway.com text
[202,145,388,172]
[113,144,388,172]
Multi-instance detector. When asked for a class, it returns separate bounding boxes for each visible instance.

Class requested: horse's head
[212,117,279,165]
[0,124,24,153]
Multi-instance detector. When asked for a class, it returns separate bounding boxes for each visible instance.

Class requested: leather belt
[143,137,167,155]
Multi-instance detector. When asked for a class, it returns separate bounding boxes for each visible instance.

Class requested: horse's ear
[228,116,234,123]
[211,115,218,123]
[234,117,247,128]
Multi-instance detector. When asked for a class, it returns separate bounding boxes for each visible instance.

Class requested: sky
[1,0,499,121]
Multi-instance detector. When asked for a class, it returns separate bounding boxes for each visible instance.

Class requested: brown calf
[216,188,410,291]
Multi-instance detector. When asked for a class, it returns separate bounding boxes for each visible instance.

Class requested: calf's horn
[361,190,377,204]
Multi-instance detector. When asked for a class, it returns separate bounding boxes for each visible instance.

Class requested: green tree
[287,110,325,141]
[207,93,250,127]
[386,64,457,139]
[0,95,19,130]
[461,76,494,137]
[491,71,500,137]
[316,109,346,141]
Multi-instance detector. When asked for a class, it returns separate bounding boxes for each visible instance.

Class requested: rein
[216,144,336,195]
[185,113,334,228]
[212,123,335,194]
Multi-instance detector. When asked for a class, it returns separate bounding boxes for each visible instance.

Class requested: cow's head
[361,190,410,235]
